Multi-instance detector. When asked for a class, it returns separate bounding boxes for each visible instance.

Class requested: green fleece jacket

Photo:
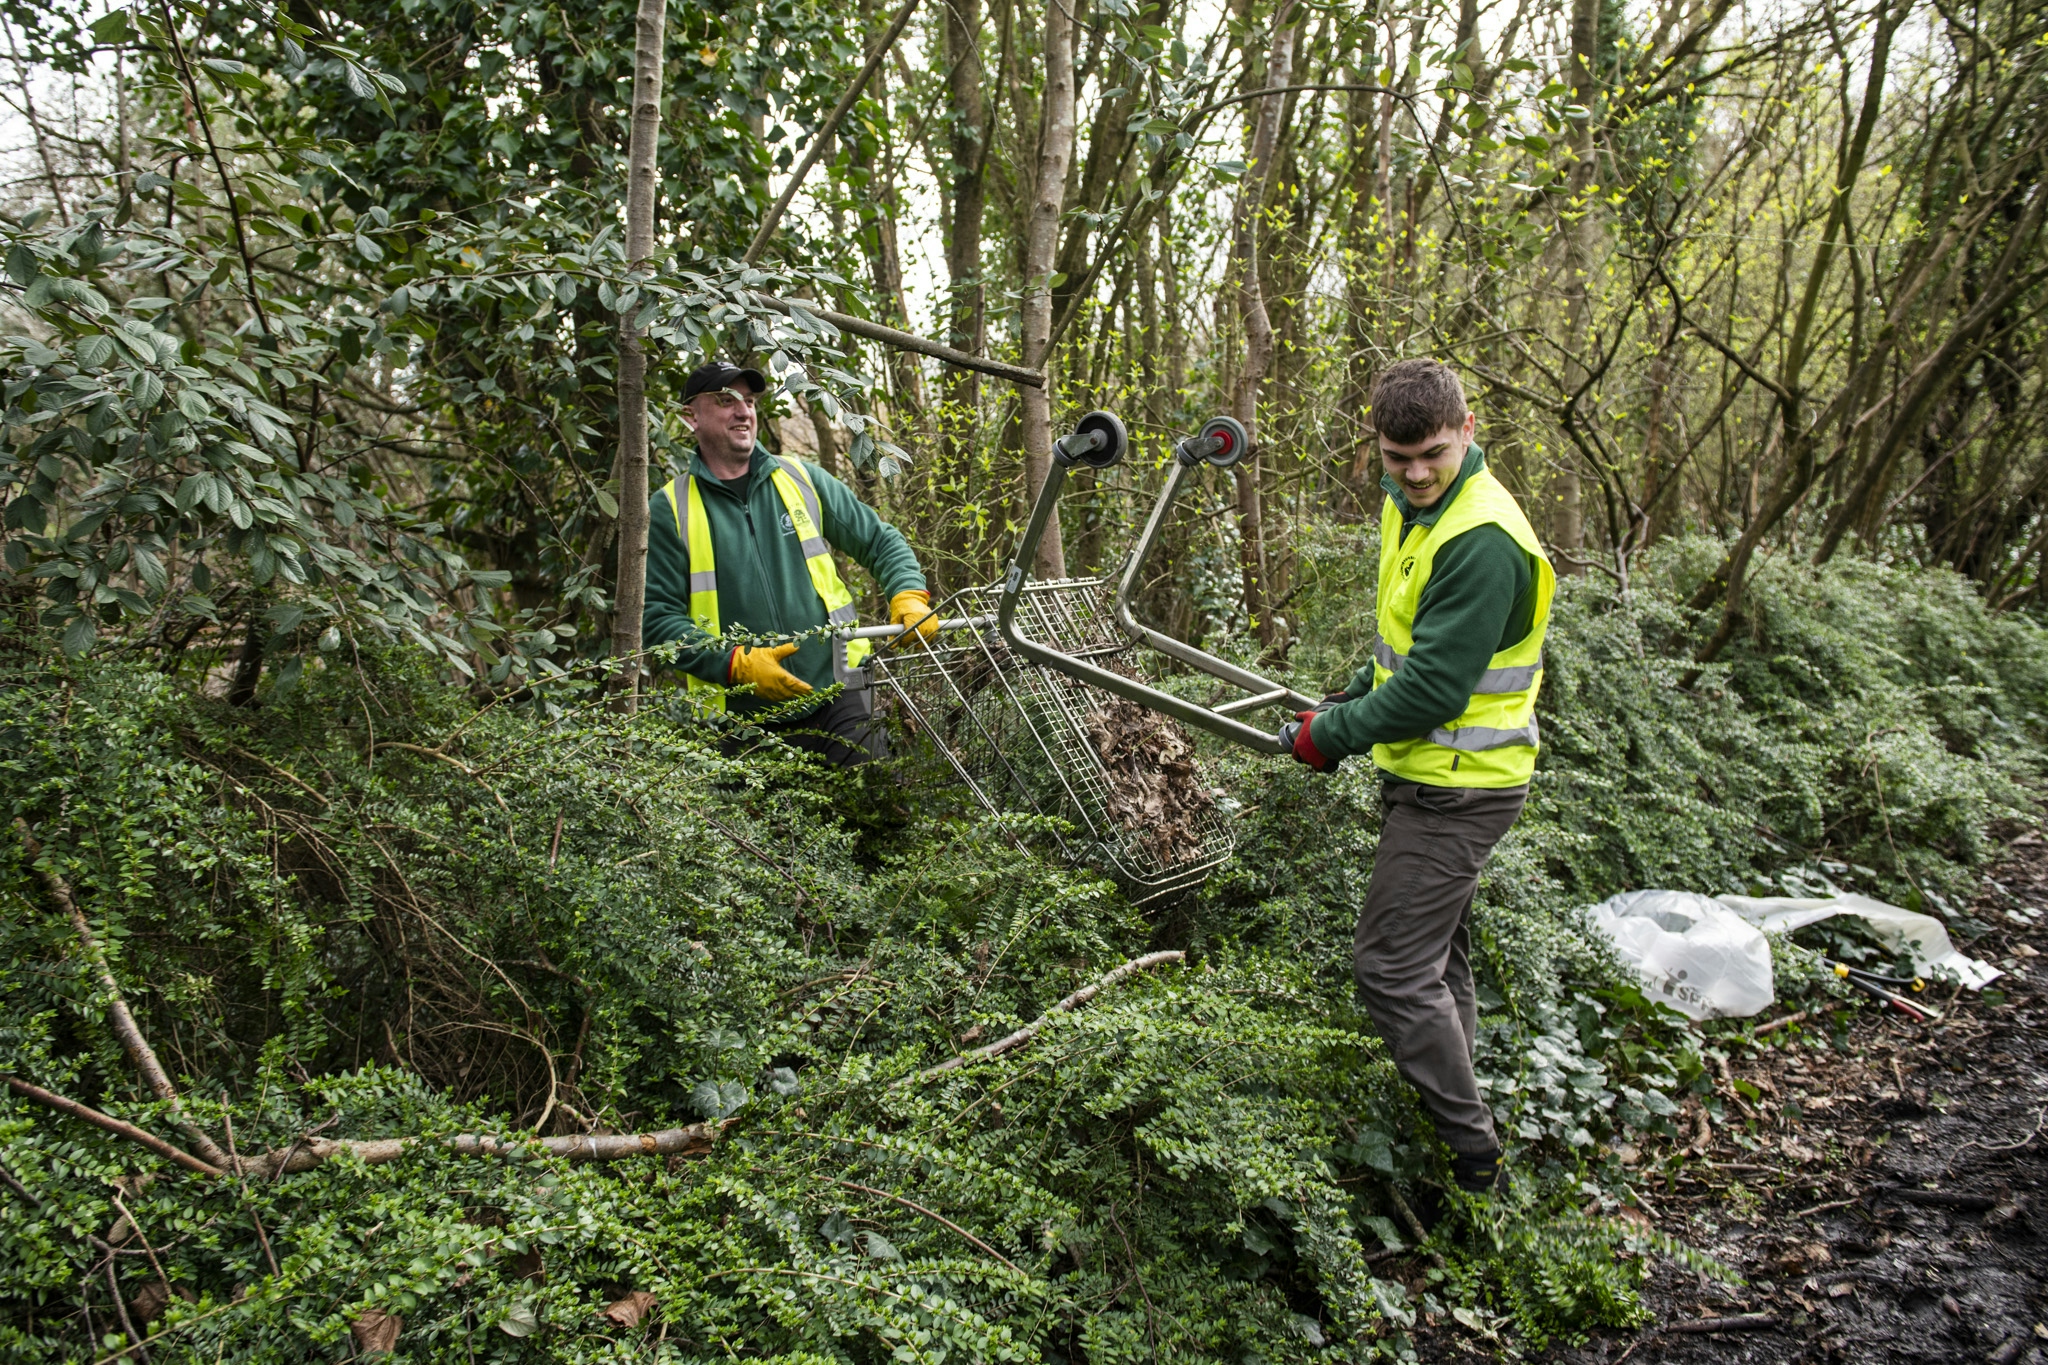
[642,445,926,716]
[1310,445,1540,763]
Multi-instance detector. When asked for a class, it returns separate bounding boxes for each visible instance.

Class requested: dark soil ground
[1425,834,2048,1363]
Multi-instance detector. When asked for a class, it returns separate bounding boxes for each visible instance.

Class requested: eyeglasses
[695,388,757,411]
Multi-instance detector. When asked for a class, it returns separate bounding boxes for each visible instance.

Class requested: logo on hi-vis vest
[779,512,797,536]
[1401,557,1416,579]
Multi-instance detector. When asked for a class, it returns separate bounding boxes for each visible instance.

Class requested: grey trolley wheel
[1057,410,1129,469]
[1176,414,1249,468]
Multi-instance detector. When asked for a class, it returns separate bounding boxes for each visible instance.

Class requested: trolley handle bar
[1111,420,1316,718]
[831,615,993,690]
[1002,418,1291,755]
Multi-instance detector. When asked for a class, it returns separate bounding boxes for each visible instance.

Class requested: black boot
[1449,1148,1507,1196]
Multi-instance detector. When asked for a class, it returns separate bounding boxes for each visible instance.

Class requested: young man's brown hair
[1370,359,1470,445]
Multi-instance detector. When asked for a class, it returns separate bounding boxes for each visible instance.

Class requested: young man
[641,359,938,765]
[1284,359,1556,1196]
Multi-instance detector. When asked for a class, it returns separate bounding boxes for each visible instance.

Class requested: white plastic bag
[1717,892,2000,989]
[1587,890,1776,1020]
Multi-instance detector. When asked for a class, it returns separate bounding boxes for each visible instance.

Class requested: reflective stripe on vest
[1370,465,1556,788]
[1372,638,1543,694]
[658,457,868,713]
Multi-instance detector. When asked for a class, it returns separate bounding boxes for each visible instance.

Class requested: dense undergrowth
[1,540,2041,1363]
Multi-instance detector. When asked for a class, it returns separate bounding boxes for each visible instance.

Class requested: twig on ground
[1794,1195,1859,1218]
[108,1191,173,1301]
[104,1259,149,1364]
[1947,1104,2047,1166]
[1663,1314,1781,1334]
[910,951,1186,1082]
[223,745,330,807]
[823,1177,1023,1273]
[1755,1004,1839,1036]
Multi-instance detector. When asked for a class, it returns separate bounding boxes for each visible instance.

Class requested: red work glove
[1278,710,1341,772]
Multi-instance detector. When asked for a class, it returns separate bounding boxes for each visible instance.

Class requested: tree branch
[2,1076,223,1177]
[15,819,233,1170]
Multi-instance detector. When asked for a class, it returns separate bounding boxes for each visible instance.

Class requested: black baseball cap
[682,360,767,402]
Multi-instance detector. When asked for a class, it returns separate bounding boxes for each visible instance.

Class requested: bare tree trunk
[611,0,667,709]
[1553,0,1599,568]
[6,22,69,226]
[1162,200,1186,403]
[1019,0,1076,579]
[857,83,927,413]
[1337,50,1377,517]
[943,0,989,397]
[1225,1,1298,649]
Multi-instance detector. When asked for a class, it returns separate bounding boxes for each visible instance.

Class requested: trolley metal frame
[826,410,1293,900]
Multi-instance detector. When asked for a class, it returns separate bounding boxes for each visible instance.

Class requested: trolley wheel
[1197,415,1250,469]
[1065,410,1128,469]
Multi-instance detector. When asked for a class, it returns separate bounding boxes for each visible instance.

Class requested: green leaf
[75,334,114,369]
[59,613,95,656]
[498,1302,539,1338]
[89,10,137,43]
[5,244,37,286]
[132,546,166,594]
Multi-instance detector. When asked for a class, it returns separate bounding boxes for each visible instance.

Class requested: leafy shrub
[0,537,2038,1361]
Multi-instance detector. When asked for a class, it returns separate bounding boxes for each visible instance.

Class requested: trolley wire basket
[850,578,1236,903]
[834,409,1312,902]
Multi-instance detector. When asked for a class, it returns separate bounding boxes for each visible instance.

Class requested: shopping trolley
[833,412,1311,901]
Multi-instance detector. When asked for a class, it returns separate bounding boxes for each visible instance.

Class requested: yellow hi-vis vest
[1372,466,1556,788]
[656,457,869,714]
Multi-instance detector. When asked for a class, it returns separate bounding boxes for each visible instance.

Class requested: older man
[1284,359,1557,1200]
[642,360,936,764]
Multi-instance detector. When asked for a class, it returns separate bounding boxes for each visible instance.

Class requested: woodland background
[0,0,2045,1358]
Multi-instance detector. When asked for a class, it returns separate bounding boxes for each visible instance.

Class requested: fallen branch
[2,1076,223,1178]
[3,1070,724,1178]
[1875,1185,1997,1212]
[15,820,233,1170]
[242,1120,727,1179]
[911,950,1186,1082]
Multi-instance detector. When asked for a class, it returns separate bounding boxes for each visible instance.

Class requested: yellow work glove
[889,589,941,644]
[727,642,813,701]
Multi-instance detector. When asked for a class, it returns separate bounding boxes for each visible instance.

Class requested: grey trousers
[1354,779,1528,1156]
